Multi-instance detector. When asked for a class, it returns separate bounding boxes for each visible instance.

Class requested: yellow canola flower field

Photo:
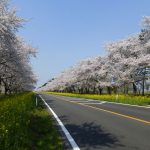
[47,92,150,106]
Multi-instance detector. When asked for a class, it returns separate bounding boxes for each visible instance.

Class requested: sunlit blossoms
[0,0,37,94]
[39,16,150,95]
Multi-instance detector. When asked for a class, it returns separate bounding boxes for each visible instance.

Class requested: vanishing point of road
[39,93,150,150]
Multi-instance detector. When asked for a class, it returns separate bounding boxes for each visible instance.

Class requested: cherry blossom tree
[0,0,37,94]
[39,16,150,95]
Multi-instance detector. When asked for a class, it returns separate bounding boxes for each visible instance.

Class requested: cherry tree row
[39,17,150,95]
[0,0,37,94]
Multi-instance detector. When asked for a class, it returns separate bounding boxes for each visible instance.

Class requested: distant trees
[39,16,150,96]
[0,0,37,94]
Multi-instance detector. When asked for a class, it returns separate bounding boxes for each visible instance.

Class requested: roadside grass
[0,92,62,150]
[46,92,150,106]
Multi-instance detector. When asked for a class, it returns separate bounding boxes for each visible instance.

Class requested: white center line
[39,95,80,150]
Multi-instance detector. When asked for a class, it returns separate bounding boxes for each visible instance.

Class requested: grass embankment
[46,92,150,106]
[0,92,62,150]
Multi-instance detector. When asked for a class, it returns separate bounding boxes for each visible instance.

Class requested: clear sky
[12,0,150,87]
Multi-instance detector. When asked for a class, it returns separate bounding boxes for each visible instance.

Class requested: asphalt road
[40,93,150,150]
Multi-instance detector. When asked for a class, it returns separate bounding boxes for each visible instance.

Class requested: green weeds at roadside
[0,92,62,150]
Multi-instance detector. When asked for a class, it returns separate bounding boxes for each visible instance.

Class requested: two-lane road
[40,93,150,150]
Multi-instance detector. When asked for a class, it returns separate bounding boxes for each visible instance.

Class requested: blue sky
[12,0,150,87]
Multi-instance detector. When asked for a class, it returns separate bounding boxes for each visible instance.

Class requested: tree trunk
[98,88,103,95]
[133,83,137,95]
[142,78,145,96]
[107,87,112,95]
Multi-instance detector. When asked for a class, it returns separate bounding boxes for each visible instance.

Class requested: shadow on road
[64,121,124,149]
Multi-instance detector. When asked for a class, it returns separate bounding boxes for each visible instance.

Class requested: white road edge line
[105,101,150,108]
[38,95,80,150]
[79,102,106,105]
